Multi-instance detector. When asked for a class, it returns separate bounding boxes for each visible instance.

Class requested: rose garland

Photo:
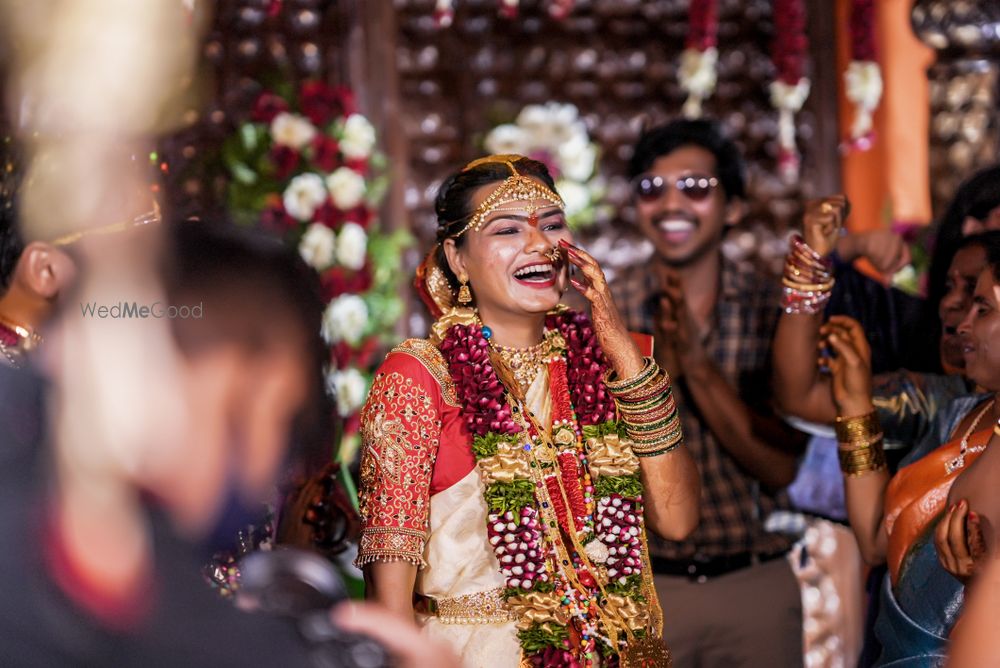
[769,0,811,182]
[224,81,410,461]
[679,0,719,119]
[843,0,881,152]
[439,310,651,664]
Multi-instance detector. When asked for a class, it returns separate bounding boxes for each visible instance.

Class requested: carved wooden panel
[159,0,348,217]
[913,0,1000,219]
[393,0,830,276]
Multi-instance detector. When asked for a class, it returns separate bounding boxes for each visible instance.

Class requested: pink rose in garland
[224,80,410,460]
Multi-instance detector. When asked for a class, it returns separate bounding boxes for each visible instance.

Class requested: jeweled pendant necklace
[945,398,996,475]
[484,327,559,392]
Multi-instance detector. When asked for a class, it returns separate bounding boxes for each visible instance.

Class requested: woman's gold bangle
[835,410,881,443]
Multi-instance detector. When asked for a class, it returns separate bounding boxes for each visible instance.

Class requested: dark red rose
[331,341,352,369]
[269,145,300,180]
[344,157,369,176]
[342,413,361,434]
[354,336,380,369]
[313,202,343,230]
[576,568,596,588]
[310,134,341,172]
[321,264,372,301]
[300,81,351,126]
[342,206,374,230]
[251,91,289,124]
[333,86,357,117]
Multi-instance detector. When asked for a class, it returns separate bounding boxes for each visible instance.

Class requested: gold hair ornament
[452,154,565,238]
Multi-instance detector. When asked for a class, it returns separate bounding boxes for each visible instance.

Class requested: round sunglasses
[632,174,720,203]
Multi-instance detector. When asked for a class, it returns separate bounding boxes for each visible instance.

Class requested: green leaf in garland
[517,623,569,653]
[503,580,555,599]
[594,474,643,500]
[229,162,259,186]
[582,420,628,441]
[605,573,644,600]
[471,432,519,459]
[483,479,535,514]
[239,122,263,153]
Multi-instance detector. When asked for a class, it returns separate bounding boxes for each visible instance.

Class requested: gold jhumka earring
[457,277,473,305]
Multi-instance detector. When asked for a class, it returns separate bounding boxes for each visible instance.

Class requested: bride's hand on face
[558,239,644,378]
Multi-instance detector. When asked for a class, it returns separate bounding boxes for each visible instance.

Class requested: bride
[354,155,699,667]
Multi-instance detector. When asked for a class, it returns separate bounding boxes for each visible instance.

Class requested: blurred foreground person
[0,219,457,668]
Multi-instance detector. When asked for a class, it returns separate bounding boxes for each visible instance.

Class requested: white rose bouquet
[483,102,607,229]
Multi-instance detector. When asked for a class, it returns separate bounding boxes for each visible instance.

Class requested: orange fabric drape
[837,0,935,240]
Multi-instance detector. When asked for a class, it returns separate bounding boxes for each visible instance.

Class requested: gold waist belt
[428,587,517,625]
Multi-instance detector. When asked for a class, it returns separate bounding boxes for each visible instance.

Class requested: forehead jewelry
[453,155,565,238]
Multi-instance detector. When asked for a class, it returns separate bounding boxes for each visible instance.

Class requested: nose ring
[544,247,561,262]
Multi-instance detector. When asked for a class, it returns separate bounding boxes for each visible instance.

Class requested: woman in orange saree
[821,240,1000,667]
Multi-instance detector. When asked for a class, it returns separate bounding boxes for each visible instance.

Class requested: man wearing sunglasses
[613,118,807,667]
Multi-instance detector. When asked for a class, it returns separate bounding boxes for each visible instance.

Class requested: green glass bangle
[605,357,659,393]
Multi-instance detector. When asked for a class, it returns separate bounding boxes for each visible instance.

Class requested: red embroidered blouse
[355,339,477,567]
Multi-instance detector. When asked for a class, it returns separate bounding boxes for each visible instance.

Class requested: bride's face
[444,180,571,320]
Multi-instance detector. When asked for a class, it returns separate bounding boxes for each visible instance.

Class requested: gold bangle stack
[835,410,886,476]
[606,358,683,458]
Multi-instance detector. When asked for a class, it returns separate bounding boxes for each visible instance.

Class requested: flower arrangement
[484,103,607,230]
[769,0,811,183]
[438,310,653,664]
[223,81,410,458]
[843,0,881,152]
[679,0,719,119]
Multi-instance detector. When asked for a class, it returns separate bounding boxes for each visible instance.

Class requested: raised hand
[559,239,644,378]
[935,499,989,585]
[803,195,850,258]
[820,315,873,417]
[655,265,707,373]
[837,229,912,278]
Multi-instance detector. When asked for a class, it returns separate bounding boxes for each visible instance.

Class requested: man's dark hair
[165,218,332,471]
[628,119,747,201]
[0,143,25,292]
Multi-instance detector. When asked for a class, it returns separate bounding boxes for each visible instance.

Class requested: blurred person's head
[0,149,78,338]
[158,220,328,542]
[938,232,1000,372]
[628,118,747,267]
[957,231,1000,391]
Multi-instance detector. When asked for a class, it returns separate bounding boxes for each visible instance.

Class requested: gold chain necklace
[490,330,557,392]
[945,398,996,475]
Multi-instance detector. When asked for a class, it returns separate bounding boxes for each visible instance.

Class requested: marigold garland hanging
[843,0,881,152]
[769,0,811,182]
[679,0,719,119]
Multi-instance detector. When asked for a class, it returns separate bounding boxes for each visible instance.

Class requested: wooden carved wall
[391,0,840,277]
[912,0,1000,219]
[160,0,350,217]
